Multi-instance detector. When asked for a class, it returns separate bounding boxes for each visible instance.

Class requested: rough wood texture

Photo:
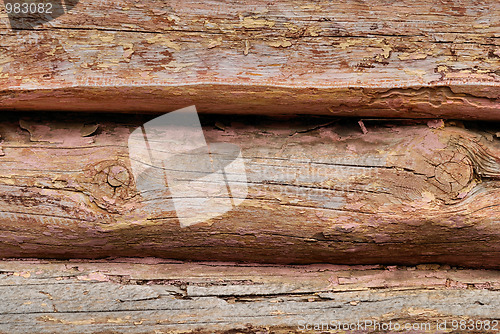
[0,259,498,333]
[0,114,499,268]
[0,0,499,118]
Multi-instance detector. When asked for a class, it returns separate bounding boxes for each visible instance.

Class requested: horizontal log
[0,113,499,268]
[0,259,498,333]
[0,0,499,118]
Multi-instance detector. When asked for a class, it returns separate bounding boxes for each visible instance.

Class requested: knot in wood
[434,152,473,194]
[107,165,130,188]
[87,160,134,203]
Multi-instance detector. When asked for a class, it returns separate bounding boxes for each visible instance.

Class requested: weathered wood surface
[0,114,499,268]
[0,260,498,333]
[0,0,499,118]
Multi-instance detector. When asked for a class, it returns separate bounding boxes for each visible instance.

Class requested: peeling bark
[0,0,498,118]
[0,260,498,333]
[0,114,499,268]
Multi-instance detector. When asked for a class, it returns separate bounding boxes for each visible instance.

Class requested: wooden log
[0,259,498,333]
[0,114,499,268]
[0,0,499,118]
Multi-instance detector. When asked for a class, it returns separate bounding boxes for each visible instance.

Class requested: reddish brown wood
[0,0,498,118]
[0,115,499,268]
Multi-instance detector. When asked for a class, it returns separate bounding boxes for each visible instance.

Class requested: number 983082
[5,2,53,14]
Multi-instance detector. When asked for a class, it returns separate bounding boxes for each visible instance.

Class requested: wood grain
[0,114,499,268]
[0,0,499,118]
[0,259,498,333]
